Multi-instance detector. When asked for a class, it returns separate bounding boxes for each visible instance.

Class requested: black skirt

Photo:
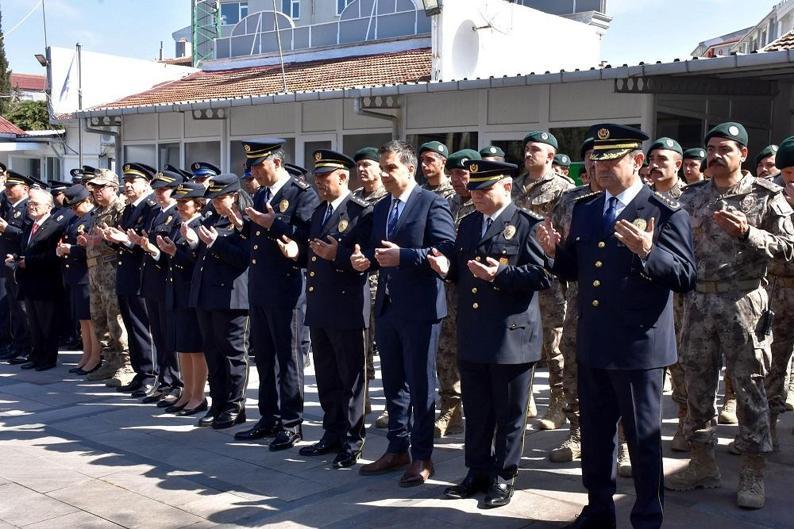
[69,283,91,321]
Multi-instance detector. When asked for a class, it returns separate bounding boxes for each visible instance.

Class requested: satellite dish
[451,19,479,79]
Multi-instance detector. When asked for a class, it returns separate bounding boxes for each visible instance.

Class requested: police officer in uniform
[430,160,550,507]
[537,124,697,529]
[233,139,320,450]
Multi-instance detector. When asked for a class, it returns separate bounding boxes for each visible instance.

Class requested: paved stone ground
[0,351,792,529]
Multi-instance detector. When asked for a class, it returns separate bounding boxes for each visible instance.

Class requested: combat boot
[434,398,464,438]
[86,349,119,381]
[538,391,567,430]
[106,352,135,388]
[549,426,581,463]
[375,409,389,429]
[617,443,632,478]
[671,404,689,452]
[665,442,722,491]
[736,454,765,509]
[719,376,738,424]
[526,392,537,418]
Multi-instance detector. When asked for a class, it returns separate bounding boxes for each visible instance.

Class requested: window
[124,144,157,168]
[185,141,221,170]
[282,0,300,19]
[229,138,295,178]
[158,143,180,168]
[337,0,353,15]
[46,157,61,181]
[221,1,248,26]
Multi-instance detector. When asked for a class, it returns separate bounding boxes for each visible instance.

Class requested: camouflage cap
[86,168,120,187]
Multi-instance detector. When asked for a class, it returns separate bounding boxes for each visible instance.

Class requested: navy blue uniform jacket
[449,203,551,364]
[189,215,249,311]
[115,195,158,297]
[551,185,697,370]
[363,185,455,322]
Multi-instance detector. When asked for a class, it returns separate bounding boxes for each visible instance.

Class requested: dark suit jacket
[166,216,201,311]
[17,214,66,301]
[552,184,697,369]
[115,194,158,297]
[449,203,550,364]
[61,212,92,286]
[363,185,456,322]
[189,215,249,311]
[298,194,373,330]
[141,205,179,301]
[246,177,320,308]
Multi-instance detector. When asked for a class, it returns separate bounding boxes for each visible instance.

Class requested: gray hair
[379,140,417,171]
[28,187,53,207]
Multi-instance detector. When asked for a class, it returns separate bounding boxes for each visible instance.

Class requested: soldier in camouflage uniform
[667,123,794,510]
[755,144,780,180]
[419,141,456,202]
[81,170,132,386]
[351,147,388,420]
[647,137,690,452]
[512,130,573,426]
[434,149,479,437]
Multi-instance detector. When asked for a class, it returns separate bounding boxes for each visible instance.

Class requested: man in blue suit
[352,140,456,487]
[537,124,697,529]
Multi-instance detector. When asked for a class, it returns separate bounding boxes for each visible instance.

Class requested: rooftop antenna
[272,0,288,92]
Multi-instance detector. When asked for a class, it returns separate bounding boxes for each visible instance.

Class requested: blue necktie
[387,199,400,239]
[262,187,272,206]
[322,204,333,227]
[603,196,618,235]
[482,217,493,238]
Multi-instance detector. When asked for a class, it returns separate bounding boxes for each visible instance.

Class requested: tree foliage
[0,10,12,115]
[5,100,51,131]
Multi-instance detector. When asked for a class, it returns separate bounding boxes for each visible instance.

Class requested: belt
[86,254,116,269]
[695,278,762,294]
[770,275,794,288]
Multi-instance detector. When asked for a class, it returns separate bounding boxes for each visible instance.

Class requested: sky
[0,0,784,74]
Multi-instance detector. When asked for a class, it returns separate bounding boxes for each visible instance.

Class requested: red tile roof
[764,29,794,51]
[97,47,432,110]
[0,116,26,136]
[11,73,46,92]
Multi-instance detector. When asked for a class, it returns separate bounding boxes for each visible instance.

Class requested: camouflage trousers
[436,286,461,401]
[88,262,128,354]
[680,287,773,453]
[539,278,566,396]
[669,293,688,408]
[765,276,794,415]
[560,282,579,423]
[365,273,378,381]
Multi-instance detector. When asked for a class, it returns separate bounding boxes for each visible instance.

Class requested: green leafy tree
[5,100,51,131]
[0,10,12,115]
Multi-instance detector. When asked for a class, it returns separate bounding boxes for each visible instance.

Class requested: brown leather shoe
[399,459,434,487]
[358,451,410,476]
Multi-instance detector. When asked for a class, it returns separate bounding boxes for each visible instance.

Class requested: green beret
[754,144,779,167]
[479,145,505,158]
[553,153,571,167]
[353,147,379,163]
[419,141,449,159]
[647,137,683,156]
[523,130,558,150]
[447,149,481,170]
[774,138,794,170]
[705,122,748,147]
[682,148,706,161]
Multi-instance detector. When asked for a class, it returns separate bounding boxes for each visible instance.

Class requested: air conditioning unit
[100,133,116,146]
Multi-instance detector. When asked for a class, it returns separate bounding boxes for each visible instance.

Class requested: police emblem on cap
[192,162,200,170]
[437,145,444,152]
[597,128,610,140]
[666,140,674,148]
[279,199,289,213]
[123,164,131,171]
[541,133,549,140]
[338,219,349,232]
[469,163,479,173]
[244,144,251,152]
[632,218,647,231]
[314,152,322,161]
[729,126,740,137]
[503,225,516,240]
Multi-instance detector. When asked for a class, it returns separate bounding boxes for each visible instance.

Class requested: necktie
[322,204,333,227]
[263,187,272,205]
[30,223,40,239]
[603,196,618,234]
[483,217,493,237]
[387,199,400,239]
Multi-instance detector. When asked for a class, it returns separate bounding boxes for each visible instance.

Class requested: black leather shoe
[234,418,279,440]
[332,449,362,469]
[116,378,143,393]
[212,408,246,430]
[68,366,84,374]
[483,482,514,508]
[131,383,160,399]
[34,363,57,372]
[444,473,490,499]
[165,402,188,414]
[561,508,616,529]
[298,436,342,456]
[76,364,101,376]
[270,428,302,451]
[8,356,29,365]
[177,399,208,416]
[142,386,168,404]
[197,407,221,427]
[20,361,37,370]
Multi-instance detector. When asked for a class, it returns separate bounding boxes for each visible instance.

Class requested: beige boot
[526,391,537,418]
[106,352,135,388]
[736,454,765,509]
[671,405,689,452]
[665,442,722,491]
[550,425,581,463]
[434,398,464,438]
[538,391,567,431]
[617,443,632,477]
[719,376,738,425]
[374,409,389,429]
[86,349,119,381]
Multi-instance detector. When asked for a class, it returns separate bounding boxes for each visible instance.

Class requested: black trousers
[578,365,665,529]
[118,294,155,384]
[250,303,306,431]
[196,308,249,413]
[310,326,366,451]
[459,360,534,482]
[5,276,30,354]
[145,298,181,389]
[25,299,58,367]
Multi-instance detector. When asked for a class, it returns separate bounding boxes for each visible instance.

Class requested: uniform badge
[502,225,516,240]
[597,128,610,140]
[165,215,173,225]
[56,214,64,222]
[204,210,213,219]
[279,199,289,213]
[77,225,85,234]
[499,257,509,265]
[632,218,647,231]
[338,219,349,232]
[741,195,755,210]
[469,163,479,173]
[13,211,20,219]
[314,152,322,161]
[729,126,740,137]
[244,144,251,152]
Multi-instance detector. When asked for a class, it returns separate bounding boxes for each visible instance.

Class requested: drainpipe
[353,97,402,140]
[84,121,121,173]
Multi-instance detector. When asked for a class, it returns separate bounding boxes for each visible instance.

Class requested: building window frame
[221,1,249,26]
[337,0,353,15]
[281,0,300,19]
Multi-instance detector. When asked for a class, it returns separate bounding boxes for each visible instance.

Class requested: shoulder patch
[650,191,681,211]
[518,207,544,221]
[293,179,310,190]
[753,177,784,194]
[574,190,602,204]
